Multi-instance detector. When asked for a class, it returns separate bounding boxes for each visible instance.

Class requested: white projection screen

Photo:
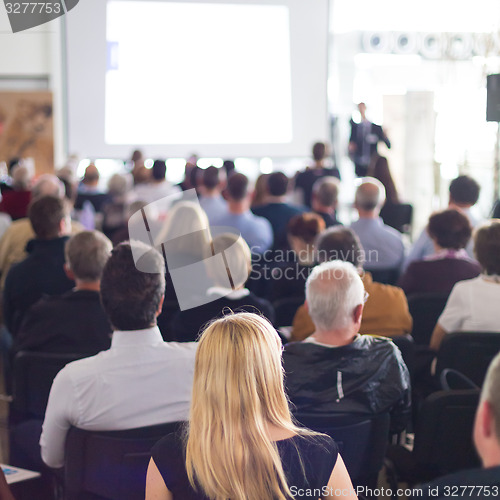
[64,0,329,158]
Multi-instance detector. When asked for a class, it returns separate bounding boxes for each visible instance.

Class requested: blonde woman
[146,312,355,500]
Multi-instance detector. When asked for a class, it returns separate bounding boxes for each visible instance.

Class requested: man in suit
[349,102,391,177]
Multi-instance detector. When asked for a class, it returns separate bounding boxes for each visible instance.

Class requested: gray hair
[305,260,364,331]
[11,165,32,191]
[65,230,113,282]
[32,174,65,200]
[107,173,132,197]
[355,177,386,212]
[313,176,339,208]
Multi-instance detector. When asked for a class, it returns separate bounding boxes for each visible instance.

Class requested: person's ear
[155,295,165,318]
[353,304,363,325]
[64,263,75,281]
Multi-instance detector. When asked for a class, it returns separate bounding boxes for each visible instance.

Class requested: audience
[430,219,500,351]
[406,175,481,269]
[14,231,112,355]
[291,227,412,341]
[295,142,341,207]
[75,164,110,213]
[283,260,411,433]
[3,196,75,336]
[368,154,399,205]
[350,177,405,272]
[0,165,32,220]
[420,351,500,497]
[146,312,355,499]
[250,173,270,208]
[212,173,273,254]
[269,212,325,304]
[398,209,481,295]
[197,165,227,225]
[101,173,133,240]
[252,171,304,251]
[171,233,275,341]
[40,241,197,469]
[311,176,342,227]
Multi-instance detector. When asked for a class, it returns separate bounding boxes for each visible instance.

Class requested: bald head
[32,174,65,200]
[354,177,386,215]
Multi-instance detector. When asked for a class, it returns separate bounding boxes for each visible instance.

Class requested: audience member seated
[311,176,342,227]
[197,166,227,225]
[40,241,197,469]
[291,227,412,341]
[0,164,32,220]
[250,173,270,208]
[398,209,481,295]
[110,200,146,247]
[406,175,481,270]
[3,196,75,336]
[171,233,275,342]
[368,154,399,205]
[14,231,112,355]
[0,175,82,293]
[211,173,273,254]
[294,142,341,207]
[146,312,355,500]
[430,220,500,351]
[101,173,133,240]
[269,212,325,303]
[283,260,411,434]
[350,177,405,273]
[75,164,110,213]
[252,171,304,251]
[419,352,500,498]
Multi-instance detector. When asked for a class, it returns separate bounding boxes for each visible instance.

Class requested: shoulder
[292,433,339,459]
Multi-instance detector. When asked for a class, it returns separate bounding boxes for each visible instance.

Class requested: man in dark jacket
[282,259,410,433]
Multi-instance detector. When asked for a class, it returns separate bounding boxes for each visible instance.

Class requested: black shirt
[295,168,341,208]
[152,431,339,499]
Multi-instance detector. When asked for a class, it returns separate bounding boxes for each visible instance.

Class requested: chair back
[413,390,480,476]
[436,332,500,387]
[380,203,413,234]
[11,351,87,422]
[407,292,449,345]
[294,412,390,489]
[64,421,183,500]
[368,268,400,285]
[273,296,305,327]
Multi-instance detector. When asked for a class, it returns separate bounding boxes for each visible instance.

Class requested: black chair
[385,389,480,489]
[295,412,390,490]
[367,268,400,285]
[273,296,305,327]
[64,421,183,500]
[11,351,88,422]
[407,292,449,345]
[435,332,500,387]
[380,203,413,235]
[390,335,415,376]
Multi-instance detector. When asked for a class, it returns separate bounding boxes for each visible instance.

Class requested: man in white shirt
[40,241,197,469]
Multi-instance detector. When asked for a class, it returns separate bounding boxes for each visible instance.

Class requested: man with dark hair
[294,141,341,208]
[252,171,304,251]
[3,195,74,335]
[405,174,481,269]
[198,166,227,224]
[290,226,412,342]
[15,231,113,355]
[40,241,197,469]
[212,173,273,254]
[311,176,342,228]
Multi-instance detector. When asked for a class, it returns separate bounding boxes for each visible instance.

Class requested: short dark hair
[316,226,364,269]
[267,172,289,196]
[226,173,249,201]
[427,209,472,250]
[449,175,480,206]
[202,166,222,190]
[474,220,500,275]
[287,212,325,244]
[312,142,326,162]
[152,160,167,181]
[100,242,166,330]
[28,195,67,240]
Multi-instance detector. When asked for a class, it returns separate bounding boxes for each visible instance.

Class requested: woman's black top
[151,431,339,499]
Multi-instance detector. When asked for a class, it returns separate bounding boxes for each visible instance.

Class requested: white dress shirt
[40,326,197,468]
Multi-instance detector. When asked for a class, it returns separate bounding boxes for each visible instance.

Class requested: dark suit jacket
[349,120,391,166]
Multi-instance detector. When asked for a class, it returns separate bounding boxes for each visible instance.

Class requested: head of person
[312,142,327,164]
[225,172,249,204]
[267,172,289,198]
[100,241,165,331]
[208,233,251,289]
[449,175,480,208]
[474,352,500,467]
[312,176,339,212]
[107,173,131,199]
[222,159,235,178]
[82,164,100,187]
[252,173,271,207]
[358,102,367,119]
[11,165,32,191]
[316,226,364,271]
[131,149,143,164]
[474,219,500,276]
[370,155,399,204]
[427,209,472,251]
[31,174,65,201]
[305,260,365,336]
[354,177,386,216]
[152,160,167,182]
[287,213,325,260]
[201,166,225,193]
[186,312,301,500]
[28,195,70,240]
[132,165,151,186]
[64,231,112,284]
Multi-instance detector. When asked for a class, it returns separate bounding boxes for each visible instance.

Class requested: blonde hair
[186,313,305,500]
